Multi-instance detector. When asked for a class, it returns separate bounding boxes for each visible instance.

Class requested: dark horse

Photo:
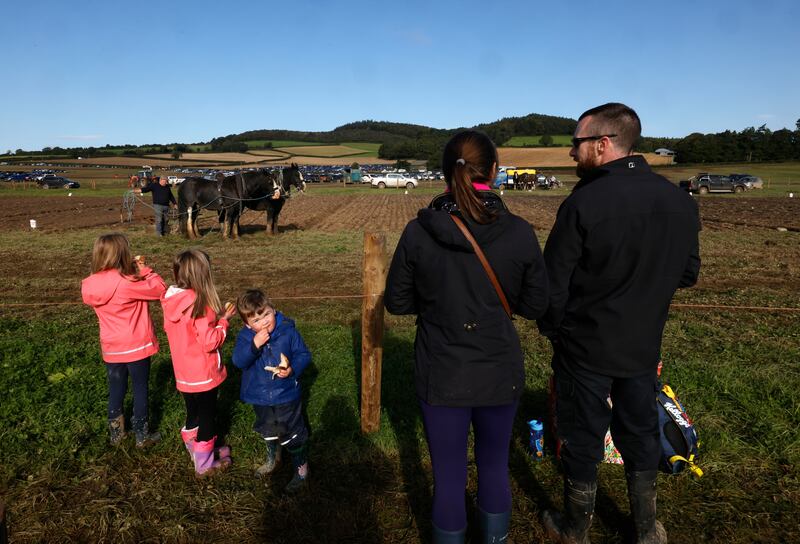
[517,173,536,191]
[178,164,305,239]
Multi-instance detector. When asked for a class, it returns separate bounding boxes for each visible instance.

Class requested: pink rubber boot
[182,427,230,461]
[180,426,198,462]
[193,436,232,478]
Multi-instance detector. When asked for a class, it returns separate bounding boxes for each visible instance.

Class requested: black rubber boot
[255,440,281,477]
[541,478,597,544]
[626,470,667,544]
[432,523,467,544]
[477,506,510,543]
[131,418,161,449]
[108,415,126,446]
[285,443,308,494]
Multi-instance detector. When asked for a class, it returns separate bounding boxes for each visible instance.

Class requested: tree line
[5,118,799,166]
[646,123,800,163]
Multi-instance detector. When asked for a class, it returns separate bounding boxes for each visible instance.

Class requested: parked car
[739,175,764,189]
[371,173,418,189]
[39,177,80,189]
[32,171,56,181]
[167,176,185,186]
[679,174,748,194]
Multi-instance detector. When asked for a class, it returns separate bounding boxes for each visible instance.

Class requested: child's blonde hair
[173,248,222,319]
[236,289,274,321]
[91,233,139,278]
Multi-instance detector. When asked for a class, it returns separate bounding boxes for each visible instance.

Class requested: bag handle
[450,214,512,319]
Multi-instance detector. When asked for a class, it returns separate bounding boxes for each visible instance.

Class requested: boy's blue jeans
[105,357,151,422]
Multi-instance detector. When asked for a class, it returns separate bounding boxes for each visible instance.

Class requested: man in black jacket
[537,103,700,544]
[135,176,177,236]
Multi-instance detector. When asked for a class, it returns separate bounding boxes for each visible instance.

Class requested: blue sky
[1,0,798,151]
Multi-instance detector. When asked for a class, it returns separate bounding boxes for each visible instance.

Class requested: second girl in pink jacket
[161,248,236,476]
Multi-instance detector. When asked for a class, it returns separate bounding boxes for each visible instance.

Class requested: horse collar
[273,169,286,195]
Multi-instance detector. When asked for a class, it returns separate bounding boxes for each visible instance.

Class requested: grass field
[275,145,374,158]
[0,173,798,541]
[340,142,382,154]
[504,135,573,147]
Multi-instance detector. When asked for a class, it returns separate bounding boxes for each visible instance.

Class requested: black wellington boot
[131,417,161,449]
[477,506,511,543]
[541,478,597,544]
[626,470,667,544]
[108,414,126,447]
[432,523,466,544]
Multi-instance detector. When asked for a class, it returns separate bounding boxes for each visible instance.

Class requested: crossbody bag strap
[450,214,512,319]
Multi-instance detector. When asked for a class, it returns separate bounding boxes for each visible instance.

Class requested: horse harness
[272,169,287,198]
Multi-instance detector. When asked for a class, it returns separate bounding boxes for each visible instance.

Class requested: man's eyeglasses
[571,134,617,148]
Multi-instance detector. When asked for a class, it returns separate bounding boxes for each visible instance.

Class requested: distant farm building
[654,148,676,157]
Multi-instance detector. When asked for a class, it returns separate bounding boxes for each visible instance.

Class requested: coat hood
[81,270,125,307]
[161,286,196,323]
[417,191,510,251]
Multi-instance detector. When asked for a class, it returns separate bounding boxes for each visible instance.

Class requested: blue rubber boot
[432,523,466,544]
[478,506,510,543]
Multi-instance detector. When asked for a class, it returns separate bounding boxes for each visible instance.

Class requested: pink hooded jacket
[161,286,229,393]
[81,267,166,363]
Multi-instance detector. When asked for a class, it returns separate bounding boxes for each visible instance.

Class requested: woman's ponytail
[442,130,499,224]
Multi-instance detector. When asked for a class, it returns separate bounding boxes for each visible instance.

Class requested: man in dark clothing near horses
[537,103,700,544]
[135,176,177,236]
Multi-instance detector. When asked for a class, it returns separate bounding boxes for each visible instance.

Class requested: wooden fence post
[361,232,388,433]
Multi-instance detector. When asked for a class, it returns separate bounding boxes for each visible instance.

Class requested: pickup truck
[680,174,749,194]
[371,173,418,189]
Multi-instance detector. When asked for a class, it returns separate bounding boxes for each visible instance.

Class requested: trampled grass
[0,202,799,541]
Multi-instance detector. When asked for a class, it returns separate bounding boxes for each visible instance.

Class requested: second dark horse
[178,164,305,239]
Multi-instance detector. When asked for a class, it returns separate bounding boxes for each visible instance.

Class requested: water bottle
[528,419,544,461]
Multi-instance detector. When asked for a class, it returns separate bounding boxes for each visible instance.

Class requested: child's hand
[265,353,291,378]
[222,301,237,320]
[134,255,146,272]
[253,328,270,348]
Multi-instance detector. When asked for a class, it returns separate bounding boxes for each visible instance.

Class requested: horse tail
[177,182,190,237]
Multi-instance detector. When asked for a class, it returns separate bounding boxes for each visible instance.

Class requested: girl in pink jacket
[161,248,236,477]
[81,233,165,448]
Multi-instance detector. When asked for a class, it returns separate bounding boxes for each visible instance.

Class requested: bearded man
[537,103,700,544]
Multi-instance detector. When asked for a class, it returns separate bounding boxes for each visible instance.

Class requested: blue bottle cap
[528,419,543,431]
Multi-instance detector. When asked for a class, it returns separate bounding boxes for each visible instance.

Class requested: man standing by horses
[537,103,700,544]
[135,176,177,236]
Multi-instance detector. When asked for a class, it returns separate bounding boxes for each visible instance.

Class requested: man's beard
[575,160,591,179]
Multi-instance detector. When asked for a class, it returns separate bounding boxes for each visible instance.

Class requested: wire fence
[1,297,798,313]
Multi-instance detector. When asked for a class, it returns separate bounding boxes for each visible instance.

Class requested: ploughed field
[2,192,799,234]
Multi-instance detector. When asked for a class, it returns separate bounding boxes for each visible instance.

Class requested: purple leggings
[418,398,518,531]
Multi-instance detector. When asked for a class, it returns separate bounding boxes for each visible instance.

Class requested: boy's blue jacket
[232,312,311,406]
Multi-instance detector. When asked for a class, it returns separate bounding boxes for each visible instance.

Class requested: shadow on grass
[256,394,395,543]
[235,223,301,236]
[352,321,432,543]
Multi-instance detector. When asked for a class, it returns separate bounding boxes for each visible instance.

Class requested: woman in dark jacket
[385,130,549,543]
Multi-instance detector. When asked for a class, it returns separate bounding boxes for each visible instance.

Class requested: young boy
[232,289,312,492]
